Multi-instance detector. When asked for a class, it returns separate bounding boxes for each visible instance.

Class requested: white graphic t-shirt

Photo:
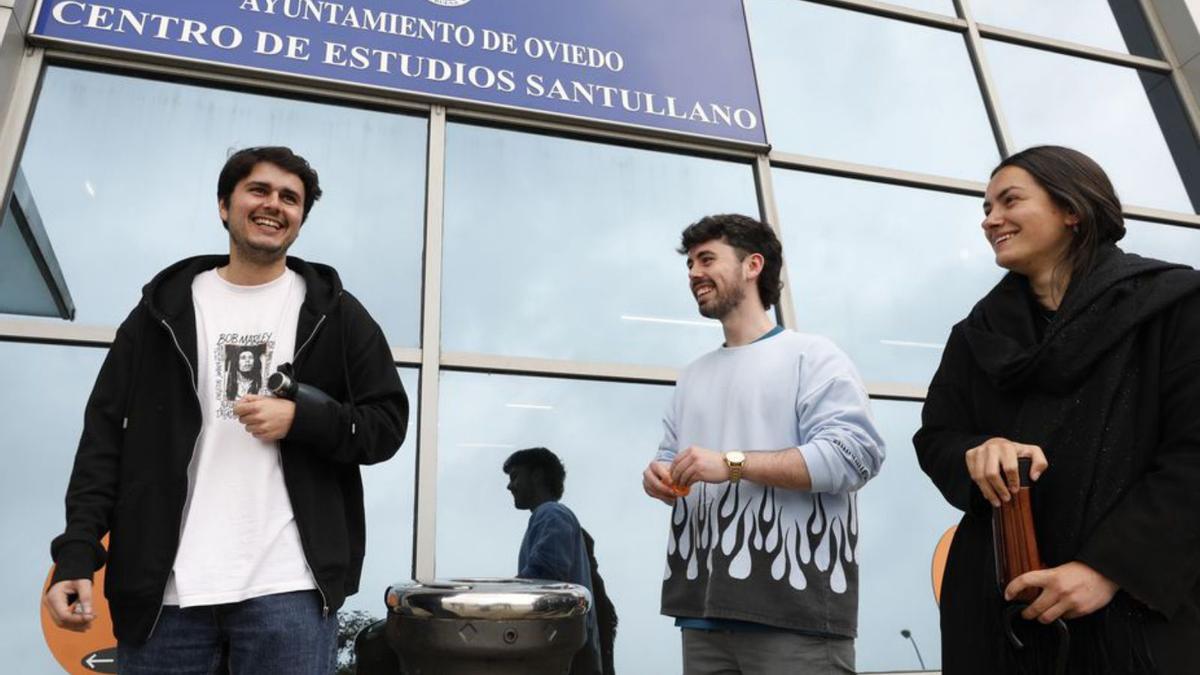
[164,268,314,607]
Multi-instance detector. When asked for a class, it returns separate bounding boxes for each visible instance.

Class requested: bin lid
[386,578,592,620]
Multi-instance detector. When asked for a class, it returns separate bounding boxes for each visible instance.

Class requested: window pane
[0,342,106,673]
[15,67,426,345]
[857,400,960,672]
[748,0,998,178]
[985,41,1195,213]
[1120,220,1200,270]
[972,0,1157,57]
[434,372,679,675]
[343,368,418,620]
[775,169,1003,386]
[441,124,759,367]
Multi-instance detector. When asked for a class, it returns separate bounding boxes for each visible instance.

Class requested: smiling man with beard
[44,146,409,675]
[641,213,885,675]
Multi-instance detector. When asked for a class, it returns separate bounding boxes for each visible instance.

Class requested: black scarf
[959,246,1200,674]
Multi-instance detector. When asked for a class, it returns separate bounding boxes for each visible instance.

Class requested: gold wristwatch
[725,451,746,484]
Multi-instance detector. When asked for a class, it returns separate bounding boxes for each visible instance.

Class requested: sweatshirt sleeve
[50,308,140,584]
[794,338,886,494]
[913,326,992,514]
[1075,295,1200,617]
[653,387,680,464]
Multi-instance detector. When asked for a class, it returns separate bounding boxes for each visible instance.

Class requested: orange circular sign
[41,536,118,674]
[931,525,956,607]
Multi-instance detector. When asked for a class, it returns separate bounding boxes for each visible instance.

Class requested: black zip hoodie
[49,255,409,644]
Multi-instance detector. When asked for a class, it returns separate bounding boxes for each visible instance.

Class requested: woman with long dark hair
[915,145,1200,673]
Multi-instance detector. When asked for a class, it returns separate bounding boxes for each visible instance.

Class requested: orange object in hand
[666,477,690,497]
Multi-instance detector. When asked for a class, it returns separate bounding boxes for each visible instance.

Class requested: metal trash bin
[384,578,592,675]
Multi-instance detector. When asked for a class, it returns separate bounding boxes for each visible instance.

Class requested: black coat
[914,247,1200,674]
[49,255,409,644]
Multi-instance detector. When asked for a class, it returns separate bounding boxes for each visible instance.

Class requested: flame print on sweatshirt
[664,484,857,593]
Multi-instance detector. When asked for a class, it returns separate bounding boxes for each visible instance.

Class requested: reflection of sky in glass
[774,169,1004,386]
[16,67,426,345]
[985,41,1193,213]
[434,372,679,675]
[748,0,999,179]
[972,0,1148,56]
[0,342,105,673]
[857,400,960,672]
[441,123,759,367]
[344,368,418,621]
[1120,219,1200,269]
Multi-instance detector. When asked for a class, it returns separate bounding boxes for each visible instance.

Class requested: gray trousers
[681,628,856,675]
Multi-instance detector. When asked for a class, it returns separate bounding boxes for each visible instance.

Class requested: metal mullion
[802,0,967,32]
[0,45,41,213]
[977,23,1172,72]
[770,151,988,196]
[953,0,1015,158]
[44,49,433,117]
[412,105,447,583]
[754,155,799,330]
[769,152,1200,227]
[390,347,422,366]
[0,319,113,347]
[445,106,761,163]
[1138,0,1200,160]
[1123,204,1200,227]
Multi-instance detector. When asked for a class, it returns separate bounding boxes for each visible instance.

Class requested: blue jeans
[117,591,337,675]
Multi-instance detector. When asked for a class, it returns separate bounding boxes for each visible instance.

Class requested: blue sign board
[31,0,767,145]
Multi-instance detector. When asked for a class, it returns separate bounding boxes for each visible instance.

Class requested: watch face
[727,451,746,464]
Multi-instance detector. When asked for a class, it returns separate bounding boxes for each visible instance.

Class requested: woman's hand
[965,437,1048,507]
[1006,561,1119,623]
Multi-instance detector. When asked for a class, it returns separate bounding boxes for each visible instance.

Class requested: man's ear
[744,252,765,280]
[218,198,230,230]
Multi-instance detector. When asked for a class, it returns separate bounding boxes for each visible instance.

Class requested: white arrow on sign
[85,652,115,669]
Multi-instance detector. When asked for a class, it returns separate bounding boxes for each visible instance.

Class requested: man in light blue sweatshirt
[641,214,885,675]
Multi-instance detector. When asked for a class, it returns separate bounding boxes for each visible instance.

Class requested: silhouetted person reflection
[504,447,617,675]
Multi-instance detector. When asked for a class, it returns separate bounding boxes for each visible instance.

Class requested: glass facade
[2,0,1199,673]
[749,0,999,178]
